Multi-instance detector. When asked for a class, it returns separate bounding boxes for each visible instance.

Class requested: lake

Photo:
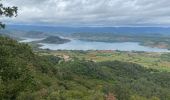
[38,40,170,52]
[19,38,170,52]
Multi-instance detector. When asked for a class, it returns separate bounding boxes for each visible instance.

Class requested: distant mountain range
[5,25,170,35]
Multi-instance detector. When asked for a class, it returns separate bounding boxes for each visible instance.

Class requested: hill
[38,36,70,44]
[0,36,170,100]
[0,29,48,39]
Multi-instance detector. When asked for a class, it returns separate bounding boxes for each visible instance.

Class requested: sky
[1,0,170,27]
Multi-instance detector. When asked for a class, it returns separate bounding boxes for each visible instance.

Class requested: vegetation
[0,0,18,29]
[0,0,169,99]
[40,50,170,72]
[0,36,170,100]
[37,36,70,44]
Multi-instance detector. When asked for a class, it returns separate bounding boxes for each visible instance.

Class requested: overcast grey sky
[2,0,170,26]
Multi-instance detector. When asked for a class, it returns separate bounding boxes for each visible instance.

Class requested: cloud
[2,0,170,26]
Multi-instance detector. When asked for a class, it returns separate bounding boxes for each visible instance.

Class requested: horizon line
[6,24,170,28]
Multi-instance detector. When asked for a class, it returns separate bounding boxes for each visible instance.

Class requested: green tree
[0,0,18,29]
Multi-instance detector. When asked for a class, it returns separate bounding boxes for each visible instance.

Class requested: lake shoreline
[19,37,170,52]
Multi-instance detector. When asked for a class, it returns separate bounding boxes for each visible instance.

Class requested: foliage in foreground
[0,36,170,100]
[0,0,18,29]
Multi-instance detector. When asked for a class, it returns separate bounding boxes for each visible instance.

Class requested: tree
[0,0,18,29]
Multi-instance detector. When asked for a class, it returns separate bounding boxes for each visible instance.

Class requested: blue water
[39,40,170,52]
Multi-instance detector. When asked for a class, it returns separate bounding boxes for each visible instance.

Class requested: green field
[37,50,170,72]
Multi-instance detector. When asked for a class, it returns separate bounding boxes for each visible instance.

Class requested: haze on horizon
[1,0,170,27]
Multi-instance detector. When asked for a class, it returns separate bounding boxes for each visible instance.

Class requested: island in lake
[37,36,71,44]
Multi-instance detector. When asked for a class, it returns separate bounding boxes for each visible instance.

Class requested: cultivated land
[37,50,170,72]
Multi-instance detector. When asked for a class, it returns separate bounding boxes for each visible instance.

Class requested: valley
[0,27,170,100]
[0,36,170,100]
